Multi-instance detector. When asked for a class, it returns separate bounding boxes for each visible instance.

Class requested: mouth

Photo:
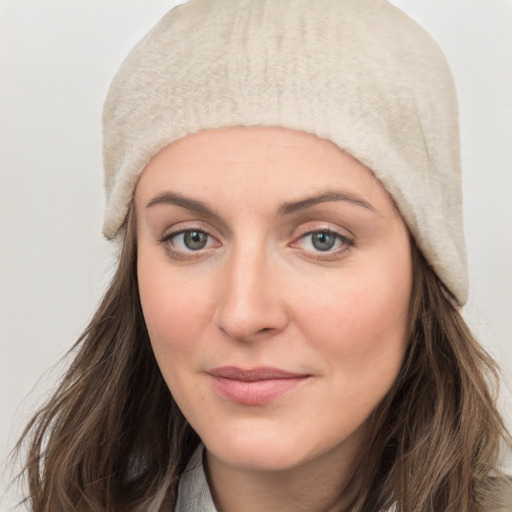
[207,366,311,405]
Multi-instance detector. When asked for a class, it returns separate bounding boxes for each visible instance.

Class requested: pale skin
[135,127,413,512]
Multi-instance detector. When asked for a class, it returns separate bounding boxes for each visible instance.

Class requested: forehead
[135,126,392,211]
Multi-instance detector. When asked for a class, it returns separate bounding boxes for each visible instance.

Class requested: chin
[210,440,308,473]
[198,419,298,470]
[200,417,361,474]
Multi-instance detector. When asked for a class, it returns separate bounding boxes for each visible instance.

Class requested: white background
[1,1,511,509]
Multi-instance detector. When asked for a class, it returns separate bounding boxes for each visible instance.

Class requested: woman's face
[136,127,412,475]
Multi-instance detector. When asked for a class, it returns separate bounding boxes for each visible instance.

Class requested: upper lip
[208,366,308,382]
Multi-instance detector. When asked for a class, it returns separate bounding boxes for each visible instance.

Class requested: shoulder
[493,475,512,512]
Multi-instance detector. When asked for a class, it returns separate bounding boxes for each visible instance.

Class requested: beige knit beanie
[102,0,467,305]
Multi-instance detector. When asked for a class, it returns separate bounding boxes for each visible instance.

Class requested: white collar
[175,444,218,512]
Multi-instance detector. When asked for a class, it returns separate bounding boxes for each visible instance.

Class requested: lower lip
[210,376,308,405]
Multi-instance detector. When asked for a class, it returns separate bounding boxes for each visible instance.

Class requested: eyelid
[292,221,355,239]
[159,220,221,241]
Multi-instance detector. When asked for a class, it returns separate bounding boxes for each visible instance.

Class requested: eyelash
[160,228,220,259]
[159,226,354,260]
[290,229,354,259]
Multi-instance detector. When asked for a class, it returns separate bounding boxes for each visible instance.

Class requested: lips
[208,366,310,405]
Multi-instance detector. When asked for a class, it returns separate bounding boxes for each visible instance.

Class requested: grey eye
[183,230,209,250]
[311,231,337,251]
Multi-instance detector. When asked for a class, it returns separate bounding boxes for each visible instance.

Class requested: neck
[205,441,362,512]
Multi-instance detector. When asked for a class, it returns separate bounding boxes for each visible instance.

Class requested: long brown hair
[346,246,512,512]
[15,208,511,511]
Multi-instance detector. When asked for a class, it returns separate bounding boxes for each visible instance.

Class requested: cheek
[294,256,411,392]
[137,255,208,371]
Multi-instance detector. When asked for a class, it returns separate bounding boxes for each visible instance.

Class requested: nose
[213,245,289,342]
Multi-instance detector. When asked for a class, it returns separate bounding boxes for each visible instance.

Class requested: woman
[16,0,511,511]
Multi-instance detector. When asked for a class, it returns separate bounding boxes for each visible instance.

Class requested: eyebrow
[277,190,377,216]
[146,189,377,217]
[146,192,216,217]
